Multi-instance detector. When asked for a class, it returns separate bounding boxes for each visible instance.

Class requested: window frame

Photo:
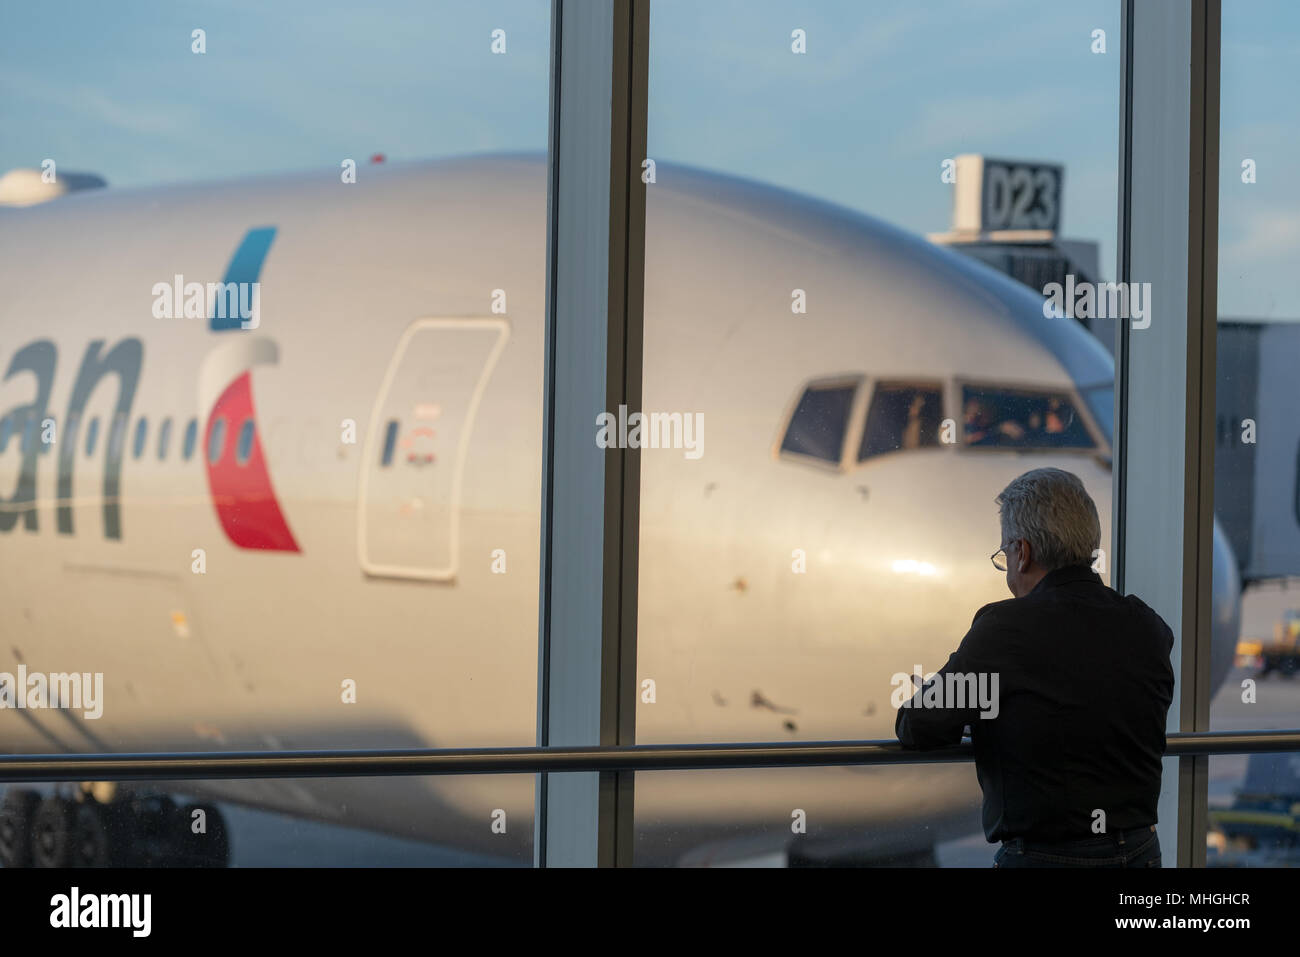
[0,0,1246,873]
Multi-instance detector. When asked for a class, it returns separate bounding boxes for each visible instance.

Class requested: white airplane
[0,154,1241,867]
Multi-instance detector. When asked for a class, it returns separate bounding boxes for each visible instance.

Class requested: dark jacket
[895,564,1175,843]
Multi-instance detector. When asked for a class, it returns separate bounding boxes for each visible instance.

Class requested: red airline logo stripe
[203,371,300,552]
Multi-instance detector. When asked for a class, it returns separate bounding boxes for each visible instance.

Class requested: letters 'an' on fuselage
[1,338,143,540]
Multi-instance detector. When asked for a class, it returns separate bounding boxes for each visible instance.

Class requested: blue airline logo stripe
[211,226,277,332]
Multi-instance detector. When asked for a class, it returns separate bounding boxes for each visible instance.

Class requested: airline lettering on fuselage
[0,341,55,533]
[1,338,143,540]
[2,226,287,547]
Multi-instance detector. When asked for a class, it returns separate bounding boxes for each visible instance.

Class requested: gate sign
[952,155,1063,235]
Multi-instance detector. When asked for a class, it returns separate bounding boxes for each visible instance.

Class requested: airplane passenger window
[236,419,255,466]
[5,414,33,453]
[1081,384,1114,445]
[208,417,227,466]
[108,413,127,460]
[7,413,25,453]
[960,385,1094,450]
[858,383,944,461]
[19,414,35,453]
[182,418,198,461]
[779,382,857,464]
[132,418,148,459]
[157,418,172,461]
[84,416,99,456]
[63,413,80,454]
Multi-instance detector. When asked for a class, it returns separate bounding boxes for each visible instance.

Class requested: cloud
[892,89,1064,153]
[0,69,200,139]
[1221,208,1300,266]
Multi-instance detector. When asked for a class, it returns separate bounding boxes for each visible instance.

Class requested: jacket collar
[1030,563,1102,595]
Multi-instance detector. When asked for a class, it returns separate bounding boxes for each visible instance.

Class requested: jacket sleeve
[895,608,1001,749]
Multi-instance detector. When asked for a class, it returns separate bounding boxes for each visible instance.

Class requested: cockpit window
[1081,384,1114,445]
[779,382,857,464]
[858,383,944,461]
[961,385,1095,450]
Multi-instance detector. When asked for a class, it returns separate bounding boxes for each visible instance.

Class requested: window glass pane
[107,413,127,461]
[207,416,226,465]
[20,413,35,453]
[0,0,549,872]
[64,413,81,457]
[859,383,944,461]
[638,0,1121,866]
[1208,752,1300,866]
[157,417,172,460]
[1081,384,1113,444]
[84,416,99,456]
[960,385,1094,450]
[0,775,531,868]
[1213,0,1300,737]
[236,418,255,465]
[132,417,148,459]
[634,766,983,866]
[779,383,856,463]
[381,419,400,467]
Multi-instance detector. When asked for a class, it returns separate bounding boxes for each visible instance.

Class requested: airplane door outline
[357,317,510,582]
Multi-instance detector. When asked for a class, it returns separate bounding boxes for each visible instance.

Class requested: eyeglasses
[991,541,1018,572]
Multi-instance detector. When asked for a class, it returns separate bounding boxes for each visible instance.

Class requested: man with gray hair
[895,467,1174,867]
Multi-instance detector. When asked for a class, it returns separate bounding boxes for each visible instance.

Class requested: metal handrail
[1,729,1298,782]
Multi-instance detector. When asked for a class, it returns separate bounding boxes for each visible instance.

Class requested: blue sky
[1218,0,1300,319]
[1,0,1294,318]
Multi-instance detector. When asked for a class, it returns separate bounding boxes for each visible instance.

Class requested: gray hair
[995,468,1100,571]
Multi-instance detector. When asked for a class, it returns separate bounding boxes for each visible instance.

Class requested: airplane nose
[1210,518,1243,696]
